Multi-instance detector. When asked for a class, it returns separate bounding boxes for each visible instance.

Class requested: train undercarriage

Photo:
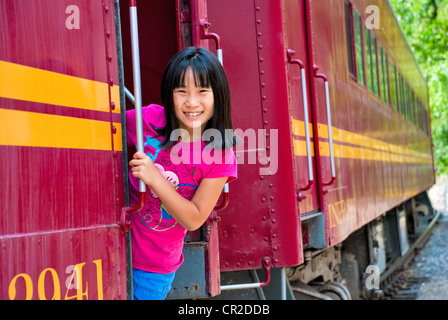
[210,191,438,300]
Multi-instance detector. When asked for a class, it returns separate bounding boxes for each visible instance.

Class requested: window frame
[353,8,365,86]
[389,62,398,112]
[345,0,356,78]
[365,29,380,97]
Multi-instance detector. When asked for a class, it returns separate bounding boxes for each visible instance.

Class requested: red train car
[1,0,437,300]
[0,0,126,299]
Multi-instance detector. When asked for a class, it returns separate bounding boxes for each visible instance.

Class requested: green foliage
[389,0,448,174]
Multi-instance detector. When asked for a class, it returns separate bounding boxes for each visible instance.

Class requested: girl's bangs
[174,58,212,89]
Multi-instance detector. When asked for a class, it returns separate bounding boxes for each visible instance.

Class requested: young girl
[126,47,238,300]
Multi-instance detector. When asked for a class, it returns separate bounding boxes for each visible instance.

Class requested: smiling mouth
[184,111,204,118]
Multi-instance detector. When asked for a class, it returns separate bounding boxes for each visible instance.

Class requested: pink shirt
[126,104,237,273]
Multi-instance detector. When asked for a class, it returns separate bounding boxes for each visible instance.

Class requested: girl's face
[173,68,214,141]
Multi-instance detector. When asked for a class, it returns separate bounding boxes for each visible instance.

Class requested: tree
[389,0,448,175]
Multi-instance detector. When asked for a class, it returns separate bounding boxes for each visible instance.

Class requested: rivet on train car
[248,261,255,266]
[266,146,270,150]
[273,246,278,251]
[108,55,113,62]
[116,198,120,205]
[274,259,279,263]
[110,78,114,86]
[271,209,275,213]
[272,218,276,224]
[114,151,118,158]
[272,233,277,238]
[263,108,268,113]
[262,95,267,100]
[115,175,119,182]
[263,237,269,242]
[264,120,269,125]
[236,262,241,267]
[260,71,265,75]
[259,175,264,180]
[104,6,109,13]
[258,32,262,37]
[112,126,117,134]
[256,6,261,11]
[261,83,266,88]
[270,196,275,200]
[110,102,116,110]
[257,20,261,24]
[259,45,263,50]
[269,183,274,188]
[106,31,111,38]
[261,197,266,202]
[262,216,267,221]
[225,262,230,267]
[259,58,264,63]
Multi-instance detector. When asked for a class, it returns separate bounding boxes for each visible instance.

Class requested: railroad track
[377,210,441,300]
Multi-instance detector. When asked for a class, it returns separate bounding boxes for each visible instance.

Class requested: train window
[345,0,356,77]
[397,72,406,118]
[411,90,416,125]
[365,29,379,96]
[353,9,365,85]
[416,99,422,131]
[417,99,426,134]
[379,46,390,105]
[404,82,411,122]
[418,99,429,135]
[425,107,430,135]
[416,99,421,131]
[389,63,398,112]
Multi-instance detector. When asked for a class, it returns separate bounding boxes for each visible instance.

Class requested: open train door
[168,0,223,299]
[119,0,223,299]
[0,0,127,299]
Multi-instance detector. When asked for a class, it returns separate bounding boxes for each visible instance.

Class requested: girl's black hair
[156,47,237,150]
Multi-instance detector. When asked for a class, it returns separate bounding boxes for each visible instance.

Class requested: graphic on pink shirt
[139,134,199,232]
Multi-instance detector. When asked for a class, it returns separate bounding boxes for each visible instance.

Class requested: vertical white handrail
[129,1,146,193]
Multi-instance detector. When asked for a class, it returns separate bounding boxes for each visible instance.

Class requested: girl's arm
[129,151,227,231]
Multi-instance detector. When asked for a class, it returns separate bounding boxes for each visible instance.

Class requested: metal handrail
[287,49,314,193]
[314,65,336,186]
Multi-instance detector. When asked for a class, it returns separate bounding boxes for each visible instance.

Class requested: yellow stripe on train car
[0,109,122,151]
[291,117,432,164]
[0,60,120,114]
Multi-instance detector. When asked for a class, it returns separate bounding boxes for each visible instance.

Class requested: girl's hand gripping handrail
[120,0,146,233]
